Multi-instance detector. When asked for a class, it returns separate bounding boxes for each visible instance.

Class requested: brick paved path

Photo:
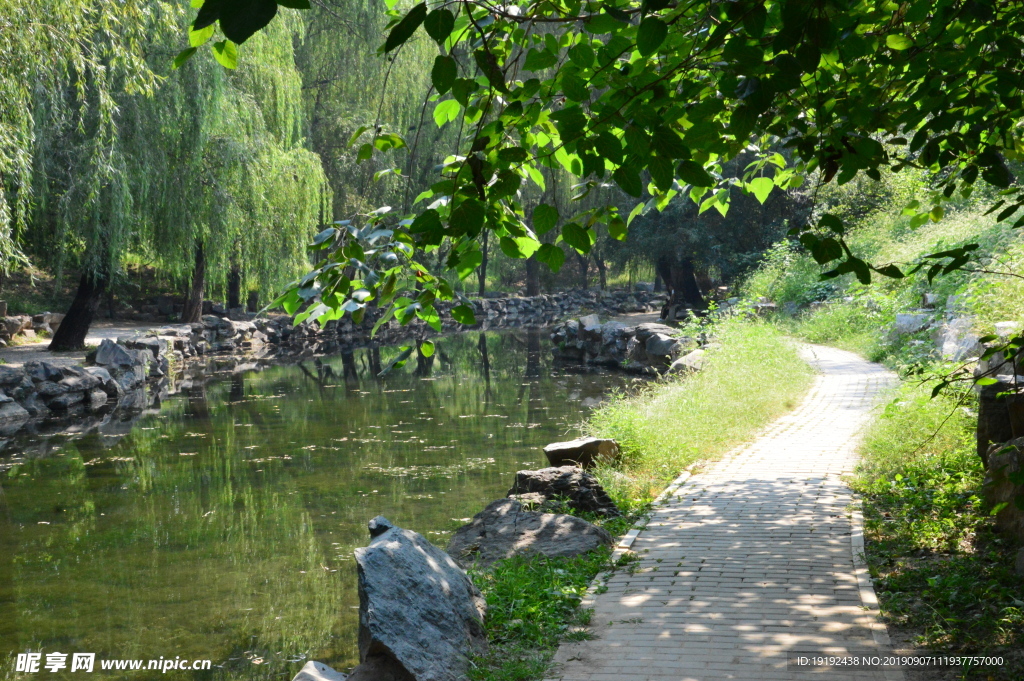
[546,344,901,681]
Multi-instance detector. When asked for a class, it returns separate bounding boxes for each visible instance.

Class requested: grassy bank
[586,319,815,503]
[851,381,1024,679]
[469,319,815,681]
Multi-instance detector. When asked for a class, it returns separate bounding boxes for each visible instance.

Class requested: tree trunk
[656,256,706,315]
[525,257,540,296]
[182,242,206,323]
[227,264,241,310]
[478,231,489,296]
[49,271,108,351]
[595,254,607,290]
[576,253,589,289]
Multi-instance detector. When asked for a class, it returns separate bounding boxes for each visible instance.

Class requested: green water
[0,329,631,679]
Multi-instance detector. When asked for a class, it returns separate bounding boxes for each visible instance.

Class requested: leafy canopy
[183,0,1024,328]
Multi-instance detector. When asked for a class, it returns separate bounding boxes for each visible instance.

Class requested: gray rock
[893,312,930,335]
[938,317,983,361]
[633,322,676,341]
[995,321,1023,339]
[645,333,678,358]
[291,661,348,681]
[87,390,108,409]
[93,339,135,367]
[508,466,620,516]
[355,520,486,681]
[983,437,1024,542]
[670,348,706,373]
[368,515,394,537]
[35,381,68,397]
[48,391,85,410]
[24,361,63,383]
[578,313,600,329]
[84,367,123,397]
[0,389,12,404]
[543,436,620,468]
[0,365,24,385]
[0,401,29,423]
[447,499,613,568]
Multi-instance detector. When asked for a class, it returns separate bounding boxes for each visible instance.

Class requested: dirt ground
[0,321,189,368]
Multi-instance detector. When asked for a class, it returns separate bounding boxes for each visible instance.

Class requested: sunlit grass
[585,319,815,505]
[852,381,1024,678]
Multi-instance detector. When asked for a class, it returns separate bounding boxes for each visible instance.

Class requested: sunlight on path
[546,344,902,681]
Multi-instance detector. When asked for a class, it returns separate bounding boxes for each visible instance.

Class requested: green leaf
[533,203,559,234]
[172,47,198,69]
[433,98,460,127]
[474,49,508,93]
[416,304,442,332]
[432,55,457,95]
[524,48,557,71]
[419,339,435,357]
[356,143,373,162]
[676,160,714,187]
[534,243,566,272]
[424,8,455,42]
[454,250,483,279]
[747,176,773,203]
[561,223,593,254]
[886,34,913,50]
[500,235,541,259]
[189,25,215,47]
[200,0,278,45]
[613,166,642,197]
[449,198,486,236]
[649,155,674,192]
[212,39,238,69]
[384,2,427,53]
[636,18,668,56]
[451,304,477,325]
[608,216,627,241]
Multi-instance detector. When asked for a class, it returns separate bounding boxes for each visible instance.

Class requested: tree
[36,1,328,349]
[182,0,1024,332]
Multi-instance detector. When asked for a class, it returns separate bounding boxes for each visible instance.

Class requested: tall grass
[586,319,815,504]
[851,382,1024,677]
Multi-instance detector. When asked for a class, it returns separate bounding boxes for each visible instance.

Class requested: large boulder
[983,437,1024,542]
[543,436,619,469]
[507,466,620,517]
[353,516,486,681]
[447,499,613,568]
[92,339,135,367]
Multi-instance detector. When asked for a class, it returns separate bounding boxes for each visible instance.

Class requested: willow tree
[0,0,157,282]
[25,0,328,350]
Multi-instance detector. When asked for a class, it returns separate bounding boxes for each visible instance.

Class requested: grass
[468,514,638,681]
[851,380,1024,679]
[585,318,815,502]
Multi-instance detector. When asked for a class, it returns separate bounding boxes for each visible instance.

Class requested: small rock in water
[367,515,394,537]
[291,661,348,681]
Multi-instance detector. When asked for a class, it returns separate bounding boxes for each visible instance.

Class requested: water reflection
[0,329,632,679]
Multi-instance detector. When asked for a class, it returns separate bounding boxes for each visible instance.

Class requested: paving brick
[545,345,903,681]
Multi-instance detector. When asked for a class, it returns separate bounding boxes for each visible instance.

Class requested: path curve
[546,344,901,681]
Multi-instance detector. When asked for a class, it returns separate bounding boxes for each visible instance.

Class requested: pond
[0,329,633,679]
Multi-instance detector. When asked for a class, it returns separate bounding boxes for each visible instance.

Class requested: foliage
[185,0,1024,333]
[853,381,1024,678]
[586,319,813,501]
[469,551,609,680]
